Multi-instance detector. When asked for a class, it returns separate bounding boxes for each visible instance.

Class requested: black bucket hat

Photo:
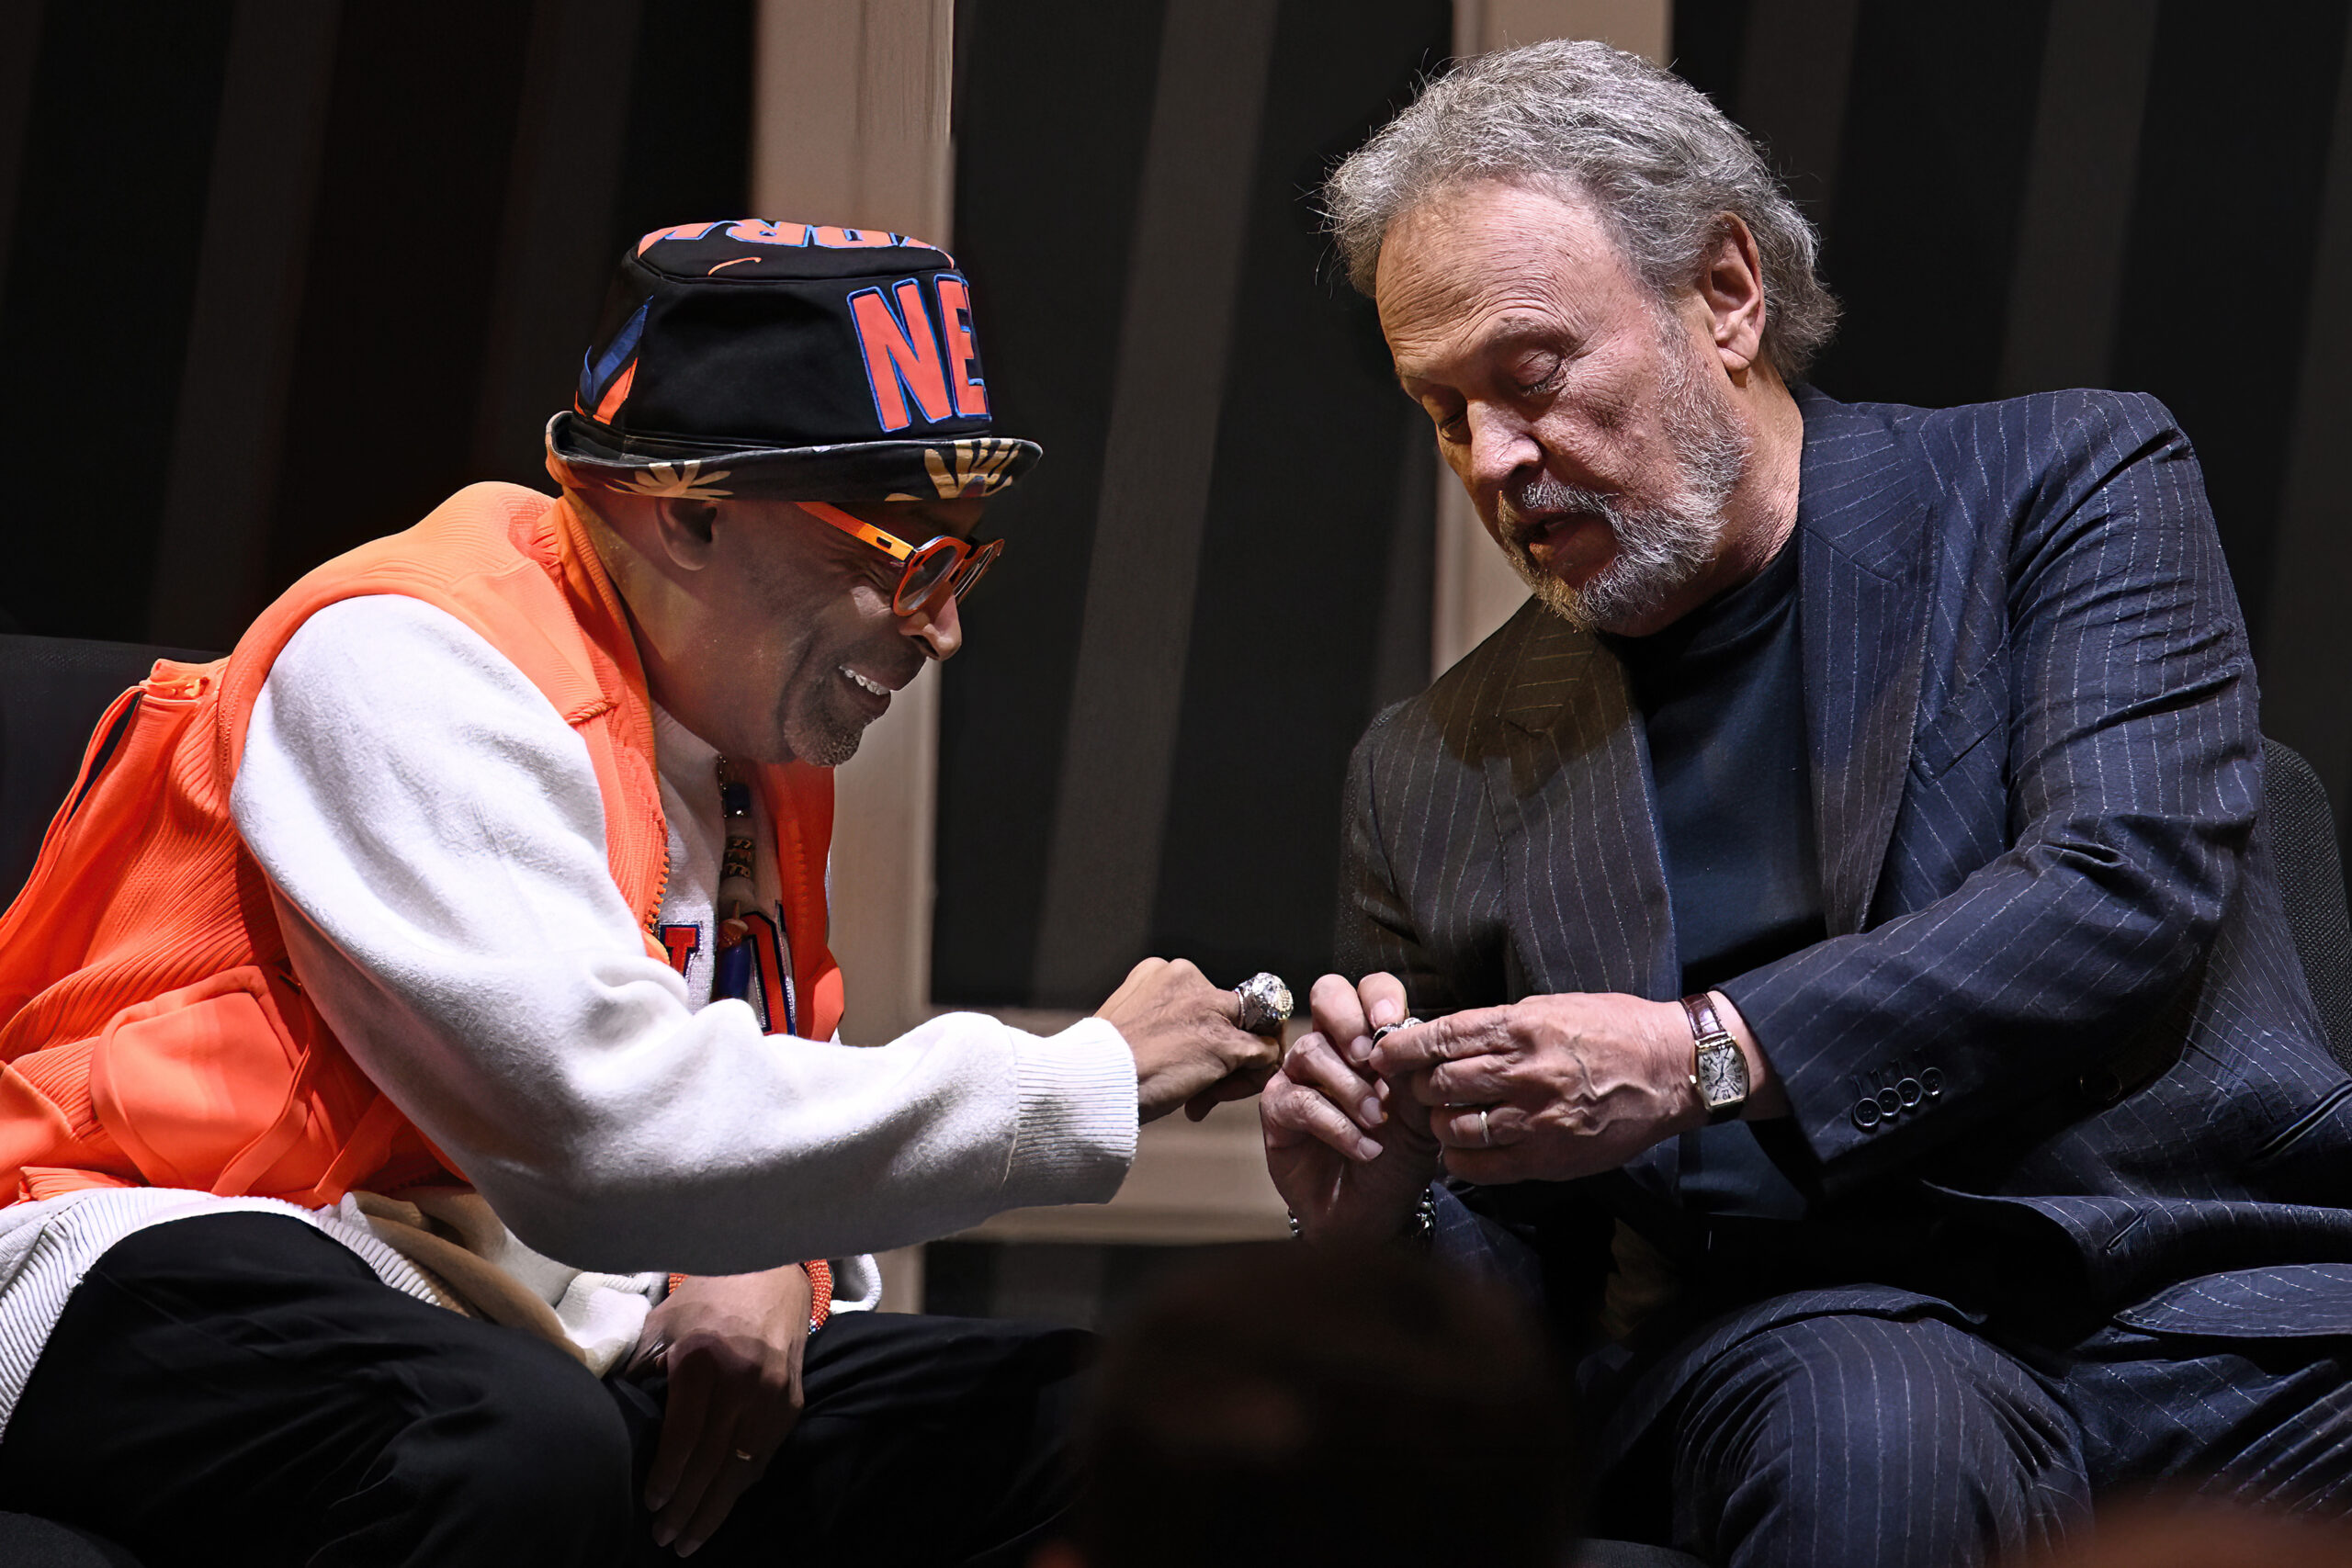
[546,220,1040,503]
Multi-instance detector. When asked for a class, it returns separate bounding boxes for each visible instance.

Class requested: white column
[1432,0,1670,675]
[752,0,954,1312]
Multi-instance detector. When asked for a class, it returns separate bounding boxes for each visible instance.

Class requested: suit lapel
[1792,389,1936,934]
[1480,604,1679,999]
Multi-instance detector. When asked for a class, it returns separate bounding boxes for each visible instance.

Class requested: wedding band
[1477,1108,1491,1148]
[1235,972,1295,1035]
[732,1448,756,1462]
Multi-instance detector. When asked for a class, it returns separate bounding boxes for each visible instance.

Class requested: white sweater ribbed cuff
[1001,1016,1138,1211]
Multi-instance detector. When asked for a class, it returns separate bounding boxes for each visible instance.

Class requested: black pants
[0,1213,1089,1568]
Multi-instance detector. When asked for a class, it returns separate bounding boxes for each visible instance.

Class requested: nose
[1462,400,1543,497]
[902,588,962,660]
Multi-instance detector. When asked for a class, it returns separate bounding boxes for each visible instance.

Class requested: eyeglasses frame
[793,500,1003,618]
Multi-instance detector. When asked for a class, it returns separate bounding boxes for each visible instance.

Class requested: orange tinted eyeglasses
[794,501,1005,618]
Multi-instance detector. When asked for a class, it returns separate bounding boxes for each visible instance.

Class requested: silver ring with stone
[1477,1108,1492,1148]
[1234,972,1294,1035]
[1368,1017,1422,1050]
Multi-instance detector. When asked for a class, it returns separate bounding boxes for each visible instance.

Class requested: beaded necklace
[708,760,800,1035]
[711,760,760,1004]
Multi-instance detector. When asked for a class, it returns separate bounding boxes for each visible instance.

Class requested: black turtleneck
[1602,530,1821,1224]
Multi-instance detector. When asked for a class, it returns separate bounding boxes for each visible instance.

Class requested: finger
[1307,974,1373,1060]
[625,1319,671,1380]
[675,1374,801,1558]
[645,1353,712,1513]
[1371,1006,1517,1075]
[1181,961,1245,1028]
[1186,1064,1274,1121]
[1427,1101,1520,1151]
[1283,1032,1385,1130]
[1356,972,1410,1034]
[672,1421,767,1558]
[1421,1054,1515,1106]
[1261,1073,1384,1162]
[655,1383,748,1549]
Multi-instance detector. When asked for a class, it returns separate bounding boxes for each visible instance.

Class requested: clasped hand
[623,1263,814,1557]
[1262,973,1737,1238]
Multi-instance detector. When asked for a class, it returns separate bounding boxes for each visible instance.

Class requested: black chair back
[0,635,218,910]
[2264,737,2352,1073]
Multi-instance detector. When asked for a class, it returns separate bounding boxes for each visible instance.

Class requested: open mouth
[1513,509,1607,557]
[1510,511,1569,548]
[841,666,891,698]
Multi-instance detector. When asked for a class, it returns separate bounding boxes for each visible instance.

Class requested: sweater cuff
[1000,1016,1138,1212]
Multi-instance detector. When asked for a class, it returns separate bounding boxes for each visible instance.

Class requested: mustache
[849,639,928,691]
[1498,474,1625,543]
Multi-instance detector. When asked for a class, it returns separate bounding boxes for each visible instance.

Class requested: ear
[1693,213,1769,377]
[650,497,721,570]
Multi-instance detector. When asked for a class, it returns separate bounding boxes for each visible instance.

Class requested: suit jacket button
[1896,1077,1924,1108]
[1876,1088,1904,1117]
[1920,1067,1944,1098]
[1852,1100,1883,1131]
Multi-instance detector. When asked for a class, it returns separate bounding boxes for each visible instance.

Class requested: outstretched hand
[1098,957,1284,1122]
[625,1265,814,1557]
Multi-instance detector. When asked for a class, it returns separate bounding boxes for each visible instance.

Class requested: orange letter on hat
[933,275,989,419]
[850,280,954,431]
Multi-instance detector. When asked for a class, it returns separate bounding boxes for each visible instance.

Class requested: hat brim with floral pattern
[545,412,1040,504]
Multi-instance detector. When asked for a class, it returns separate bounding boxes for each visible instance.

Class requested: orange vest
[0,482,843,1208]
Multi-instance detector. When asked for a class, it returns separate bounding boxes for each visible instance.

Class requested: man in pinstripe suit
[1261,40,2352,1568]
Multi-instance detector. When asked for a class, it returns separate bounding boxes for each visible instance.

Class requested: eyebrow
[1395,315,1567,389]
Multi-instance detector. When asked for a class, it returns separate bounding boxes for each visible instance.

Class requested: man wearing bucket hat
[0,221,1282,1566]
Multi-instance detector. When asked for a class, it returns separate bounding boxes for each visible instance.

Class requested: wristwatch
[1681,992,1749,1124]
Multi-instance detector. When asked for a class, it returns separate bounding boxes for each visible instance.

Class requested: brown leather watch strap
[1681,991,1728,1043]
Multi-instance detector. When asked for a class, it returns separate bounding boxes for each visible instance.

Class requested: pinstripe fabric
[1342,388,2352,1558]
[1665,1307,2352,1566]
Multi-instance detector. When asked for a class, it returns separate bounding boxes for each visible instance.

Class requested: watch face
[1697,1042,1748,1108]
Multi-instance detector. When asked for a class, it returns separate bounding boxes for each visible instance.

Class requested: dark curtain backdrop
[0,0,752,651]
[0,0,2346,1014]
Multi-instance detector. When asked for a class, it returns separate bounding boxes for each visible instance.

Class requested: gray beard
[1496,330,1750,636]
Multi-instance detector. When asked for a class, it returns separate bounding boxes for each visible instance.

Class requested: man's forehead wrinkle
[1387,268,1587,385]
[1379,187,1633,389]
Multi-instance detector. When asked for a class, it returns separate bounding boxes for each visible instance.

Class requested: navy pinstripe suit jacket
[1340,387,2352,1371]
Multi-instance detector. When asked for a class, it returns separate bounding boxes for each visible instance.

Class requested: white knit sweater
[0,593,1138,1431]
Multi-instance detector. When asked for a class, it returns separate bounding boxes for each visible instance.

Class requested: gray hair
[1325,39,1838,379]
